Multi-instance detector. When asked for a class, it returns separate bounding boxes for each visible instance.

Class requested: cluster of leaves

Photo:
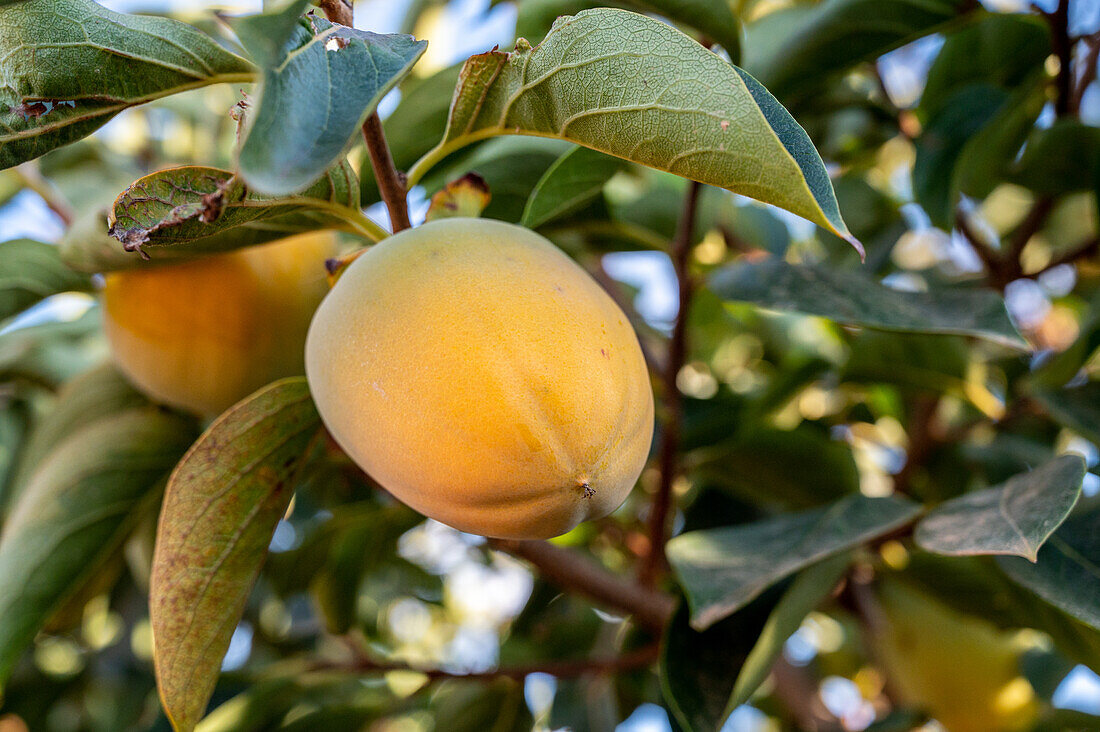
[0,0,1099,730]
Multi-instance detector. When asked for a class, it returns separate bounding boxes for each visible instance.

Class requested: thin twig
[362,112,412,232]
[1072,31,1100,112]
[318,0,352,26]
[1006,196,1054,265]
[639,180,702,587]
[772,658,844,732]
[1050,0,1073,116]
[893,394,941,497]
[953,207,1006,288]
[14,162,73,227]
[316,642,661,681]
[490,539,676,632]
[318,0,412,233]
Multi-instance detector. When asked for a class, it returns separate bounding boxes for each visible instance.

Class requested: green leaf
[1033,381,1100,445]
[90,164,370,269]
[660,591,780,732]
[710,258,1027,349]
[902,552,1100,673]
[0,306,102,388]
[692,424,860,509]
[233,4,426,195]
[0,407,195,685]
[743,0,971,103]
[0,239,91,322]
[150,378,321,732]
[914,456,1085,561]
[521,146,623,229]
[1010,120,1100,196]
[8,364,148,508]
[431,679,533,732]
[920,13,1051,118]
[913,83,1008,226]
[635,0,742,62]
[726,552,851,711]
[513,0,742,62]
[410,8,859,251]
[952,74,1046,202]
[998,505,1100,632]
[667,494,921,629]
[0,0,253,169]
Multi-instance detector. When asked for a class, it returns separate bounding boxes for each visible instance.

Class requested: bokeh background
[2,1,1100,730]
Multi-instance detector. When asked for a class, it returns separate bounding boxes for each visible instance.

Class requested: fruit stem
[318,0,412,234]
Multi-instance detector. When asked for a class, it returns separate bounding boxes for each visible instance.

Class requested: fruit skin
[874,578,1038,732]
[305,218,654,539]
[103,232,337,416]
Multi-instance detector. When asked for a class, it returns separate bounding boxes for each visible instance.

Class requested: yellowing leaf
[151,379,321,732]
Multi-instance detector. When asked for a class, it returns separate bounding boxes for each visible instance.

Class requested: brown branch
[318,642,660,681]
[772,658,844,732]
[490,539,676,632]
[893,394,941,497]
[15,162,73,227]
[1050,0,1073,116]
[318,0,411,233]
[1006,196,1054,264]
[954,207,1008,290]
[1072,31,1100,112]
[362,112,411,232]
[318,0,352,26]
[639,180,701,587]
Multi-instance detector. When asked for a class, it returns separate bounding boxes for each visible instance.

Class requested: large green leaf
[0,407,195,685]
[913,83,1008,226]
[513,0,742,61]
[0,0,253,169]
[667,494,921,629]
[232,1,426,195]
[710,258,1027,349]
[79,163,373,270]
[0,239,91,322]
[150,378,321,732]
[1009,120,1100,196]
[409,8,858,251]
[915,456,1085,561]
[7,364,148,507]
[726,552,851,711]
[1033,381,1100,446]
[660,593,779,732]
[902,552,1100,673]
[952,75,1047,202]
[919,13,1051,118]
[521,145,623,229]
[0,306,102,388]
[998,505,1100,632]
[743,0,970,103]
[692,424,860,509]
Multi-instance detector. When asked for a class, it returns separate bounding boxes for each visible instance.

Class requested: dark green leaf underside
[711,258,1026,349]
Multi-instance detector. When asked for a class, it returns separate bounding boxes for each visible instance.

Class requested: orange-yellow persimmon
[103,231,337,416]
[305,218,654,539]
